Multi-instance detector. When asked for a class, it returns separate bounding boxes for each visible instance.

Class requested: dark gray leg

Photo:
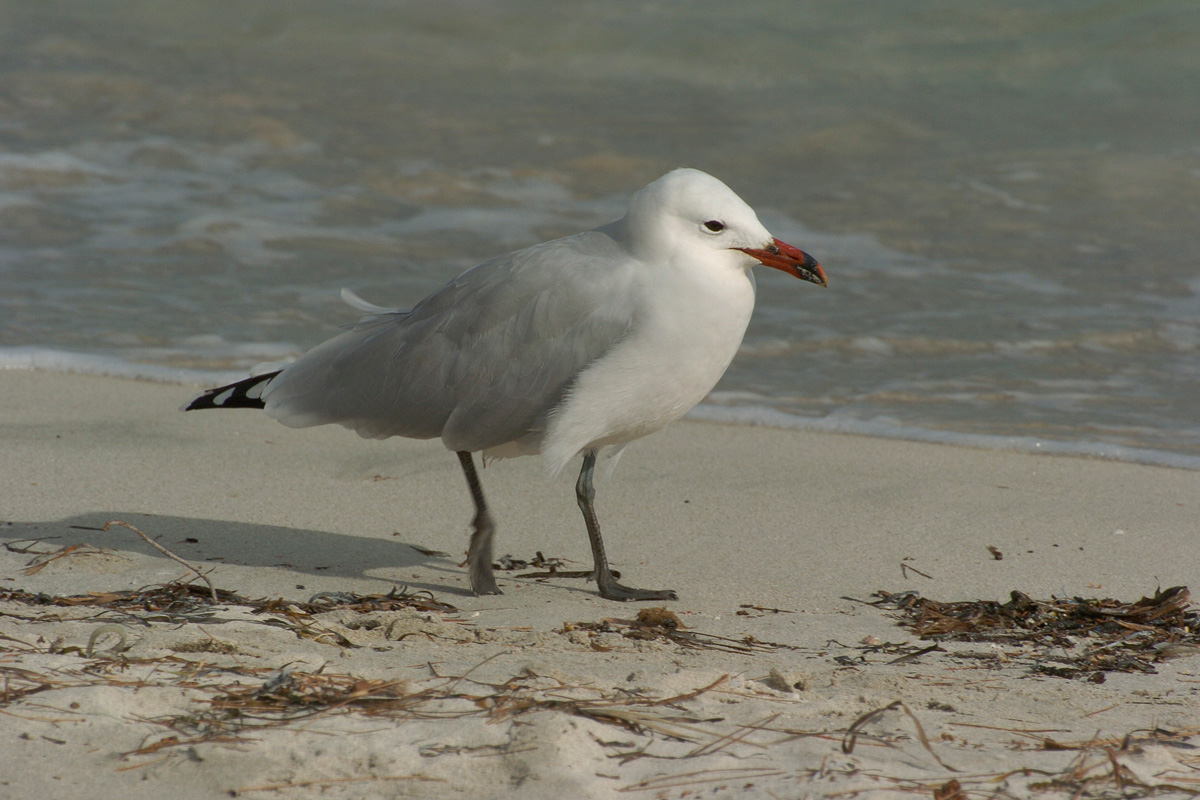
[576,449,677,602]
[457,451,501,595]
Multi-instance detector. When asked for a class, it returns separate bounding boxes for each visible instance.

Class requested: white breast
[540,263,756,475]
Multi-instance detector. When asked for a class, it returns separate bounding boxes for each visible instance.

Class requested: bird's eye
[703,220,725,233]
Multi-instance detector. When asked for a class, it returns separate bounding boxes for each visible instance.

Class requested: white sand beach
[3,370,1199,799]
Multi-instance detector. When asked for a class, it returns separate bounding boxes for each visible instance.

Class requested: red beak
[735,238,827,287]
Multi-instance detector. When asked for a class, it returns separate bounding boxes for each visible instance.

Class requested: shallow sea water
[1,2,1198,466]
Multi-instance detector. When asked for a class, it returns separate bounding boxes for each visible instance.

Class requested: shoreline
[5,350,1199,472]
[3,369,1199,799]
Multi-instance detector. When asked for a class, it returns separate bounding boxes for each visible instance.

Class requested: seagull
[185,168,826,601]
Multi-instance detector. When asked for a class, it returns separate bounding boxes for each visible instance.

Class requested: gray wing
[262,230,639,453]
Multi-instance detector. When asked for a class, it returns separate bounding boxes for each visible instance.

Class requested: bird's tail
[182,371,282,412]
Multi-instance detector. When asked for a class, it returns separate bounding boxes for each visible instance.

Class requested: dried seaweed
[0,582,246,620]
[875,585,1199,680]
[276,586,458,615]
[1,582,454,617]
[842,699,958,772]
[19,543,117,576]
[3,580,742,758]
[0,665,62,704]
[126,670,415,755]
[564,607,797,655]
[1,579,464,657]
[120,662,735,758]
[735,603,793,618]
[493,550,573,573]
[933,778,966,800]
[476,671,733,742]
[491,550,600,581]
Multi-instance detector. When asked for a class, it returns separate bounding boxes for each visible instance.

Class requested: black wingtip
[182,370,282,412]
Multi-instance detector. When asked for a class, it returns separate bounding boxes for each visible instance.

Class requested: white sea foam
[0,347,245,386]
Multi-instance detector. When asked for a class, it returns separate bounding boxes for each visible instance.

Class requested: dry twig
[103,520,218,602]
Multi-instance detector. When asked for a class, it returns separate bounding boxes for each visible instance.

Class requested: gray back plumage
[262,228,641,453]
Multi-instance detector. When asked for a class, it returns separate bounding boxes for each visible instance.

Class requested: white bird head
[620,168,827,287]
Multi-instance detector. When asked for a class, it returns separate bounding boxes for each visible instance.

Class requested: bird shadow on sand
[0,512,481,599]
